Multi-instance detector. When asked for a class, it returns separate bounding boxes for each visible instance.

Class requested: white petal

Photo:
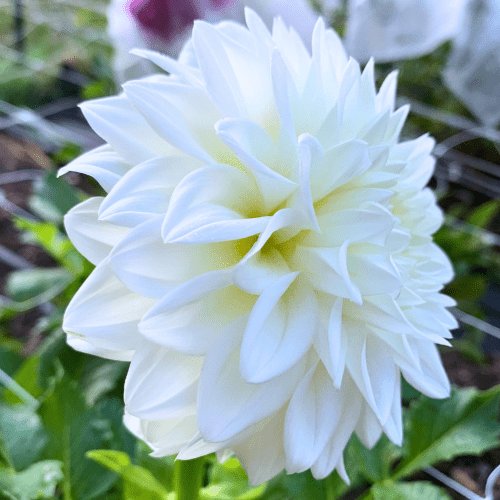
[63,260,154,351]
[110,216,242,299]
[400,339,450,399]
[99,155,202,227]
[197,315,306,442]
[124,342,203,420]
[146,416,199,457]
[240,274,316,383]
[232,409,287,486]
[122,79,215,163]
[64,197,129,265]
[130,48,203,87]
[310,138,372,202]
[292,243,362,304]
[354,402,383,449]
[315,297,346,387]
[67,335,133,361]
[348,251,402,297]
[233,247,291,295]
[79,94,173,163]
[344,326,398,424]
[58,144,131,192]
[310,375,362,480]
[161,164,268,244]
[216,118,298,212]
[284,362,342,473]
[192,21,247,118]
[306,203,395,248]
[140,272,254,355]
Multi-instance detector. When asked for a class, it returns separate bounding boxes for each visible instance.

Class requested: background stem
[174,457,205,500]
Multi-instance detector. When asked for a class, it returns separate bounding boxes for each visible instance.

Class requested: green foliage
[0,405,47,471]
[201,457,267,500]
[372,481,451,500]
[87,450,170,500]
[356,385,500,500]
[395,385,500,479]
[0,460,63,500]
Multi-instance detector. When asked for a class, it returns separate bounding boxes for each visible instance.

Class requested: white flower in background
[344,0,467,63]
[60,10,456,485]
[444,0,500,127]
[107,0,319,82]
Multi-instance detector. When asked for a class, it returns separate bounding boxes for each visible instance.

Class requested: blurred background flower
[107,0,320,81]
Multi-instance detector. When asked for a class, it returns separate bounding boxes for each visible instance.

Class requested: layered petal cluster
[60,11,456,485]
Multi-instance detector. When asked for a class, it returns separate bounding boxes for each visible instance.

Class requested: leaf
[445,275,486,301]
[135,441,175,492]
[394,385,500,480]
[345,435,401,484]
[96,398,137,461]
[29,171,80,224]
[372,481,451,500]
[201,457,267,500]
[6,268,72,303]
[81,360,128,406]
[86,450,170,500]
[0,460,63,500]
[281,470,329,500]
[39,377,117,500]
[14,219,83,273]
[0,346,22,378]
[3,356,44,406]
[467,200,500,229]
[0,405,47,471]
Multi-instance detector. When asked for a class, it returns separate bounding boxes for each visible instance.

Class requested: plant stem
[174,458,205,500]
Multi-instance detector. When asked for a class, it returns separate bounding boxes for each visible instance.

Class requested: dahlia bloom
[60,10,456,485]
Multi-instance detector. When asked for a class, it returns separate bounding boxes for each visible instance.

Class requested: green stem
[174,457,205,500]
[324,475,336,500]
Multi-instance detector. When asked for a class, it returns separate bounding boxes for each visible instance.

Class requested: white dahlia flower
[60,10,456,485]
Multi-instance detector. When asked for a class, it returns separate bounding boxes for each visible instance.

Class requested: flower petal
[124,342,203,420]
[57,144,131,192]
[110,215,242,299]
[197,315,306,442]
[99,155,202,227]
[284,362,342,473]
[63,260,154,351]
[140,271,254,355]
[79,94,173,163]
[240,274,316,383]
[64,197,129,265]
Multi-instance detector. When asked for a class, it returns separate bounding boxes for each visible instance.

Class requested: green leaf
[0,405,47,471]
[201,457,267,500]
[135,442,175,491]
[0,460,63,500]
[81,360,128,406]
[372,481,451,500]
[445,275,486,301]
[14,219,83,273]
[6,268,72,303]
[3,356,44,405]
[29,172,80,224]
[86,450,169,500]
[39,378,117,500]
[467,200,500,228]
[281,470,329,500]
[345,435,401,484]
[394,385,500,480]
[0,346,22,378]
